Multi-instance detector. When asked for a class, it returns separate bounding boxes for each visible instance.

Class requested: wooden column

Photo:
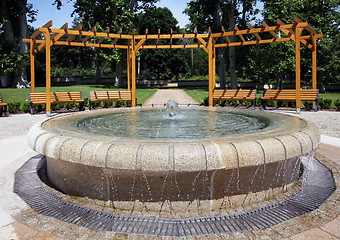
[44,31,52,116]
[131,38,137,107]
[295,27,302,113]
[213,46,216,90]
[127,47,131,91]
[311,35,318,110]
[208,35,214,106]
[30,40,36,93]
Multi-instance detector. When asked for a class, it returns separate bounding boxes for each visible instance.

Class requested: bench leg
[313,101,318,112]
[79,102,85,111]
[260,100,266,110]
[29,103,34,115]
[4,106,9,117]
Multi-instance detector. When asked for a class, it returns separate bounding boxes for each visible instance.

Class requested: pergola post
[131,38,137,107]
[295,27,302,113]
[44,31,52,116]
[208,35,215,106]
[312,35,318,110]
[30,40,36,93]
[127,46,131,91]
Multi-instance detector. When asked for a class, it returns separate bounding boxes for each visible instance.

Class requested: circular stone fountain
[28,107,320,214]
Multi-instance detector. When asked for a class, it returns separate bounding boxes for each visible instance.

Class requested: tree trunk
[95,50,101,84]
[0,0,15,87]
[115,60,124,87]
[13,0,30,88]
[214,0,227,89]
[228,0,237,89]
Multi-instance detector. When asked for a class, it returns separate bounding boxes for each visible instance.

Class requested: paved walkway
[143,89,199,106]
[0,90,339,239]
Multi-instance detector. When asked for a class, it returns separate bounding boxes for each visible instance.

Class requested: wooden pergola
[23,16,322,113]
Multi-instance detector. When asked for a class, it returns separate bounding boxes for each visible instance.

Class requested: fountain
[26,105,321,216]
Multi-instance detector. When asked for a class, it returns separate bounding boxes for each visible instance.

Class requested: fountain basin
[28,108,319,207]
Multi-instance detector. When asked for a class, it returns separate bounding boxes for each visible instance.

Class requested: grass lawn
[0,85,157,105]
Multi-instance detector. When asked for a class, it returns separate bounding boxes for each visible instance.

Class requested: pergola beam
[262,21,279,39]
[23,16,322,113]
[98,27,110,44]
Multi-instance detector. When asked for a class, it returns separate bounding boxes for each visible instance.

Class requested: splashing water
[165,100,179,117]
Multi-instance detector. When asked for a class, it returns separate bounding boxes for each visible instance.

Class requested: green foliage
[8,102,21,113]
[334,99,340,109]
[303,101,313,110]
[261,0,340,87]
[135,7,190,80]
[319,97,333,109]
[20,101,30,112]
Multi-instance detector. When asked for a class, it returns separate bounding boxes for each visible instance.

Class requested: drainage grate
[14,154,335,238]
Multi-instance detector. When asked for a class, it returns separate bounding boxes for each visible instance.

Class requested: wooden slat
[82,26,96,43]
[248,23,261,41]
[262,21,279,39]
[89,91,132,102]
[182,29,187,47]
[156,29,160,47]
[261,89,318,101]
[234,25,245,42]
[29,92,84,105]
[30,21,52,39]
[113,28,123,45]
[213,89,256,100]
[98,27,110,44]
[66,24,82,42]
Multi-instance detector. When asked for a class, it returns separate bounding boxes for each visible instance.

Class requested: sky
[28,0,190,29]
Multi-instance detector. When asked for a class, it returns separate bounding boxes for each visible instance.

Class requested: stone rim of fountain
[26,107,320,207]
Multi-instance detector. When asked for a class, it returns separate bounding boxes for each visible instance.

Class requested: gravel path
[273,110,340,138]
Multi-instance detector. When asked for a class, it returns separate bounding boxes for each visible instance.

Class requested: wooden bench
[29,92,85,114]
[260,89,319,110]
[213,89,256,106]
[0,93,9,117]
[89,91,132,109]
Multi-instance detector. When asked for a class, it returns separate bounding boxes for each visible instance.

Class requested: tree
[260,0,340,87]
[53,0,158,87]
[135,7,189,80]
[184,0,259,89]
[0,0,34,88]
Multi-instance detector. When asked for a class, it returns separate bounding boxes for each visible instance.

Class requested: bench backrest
[29,92,82,103]
[213,89,256,99]
[263,89,318,100]
[89,91,132,100]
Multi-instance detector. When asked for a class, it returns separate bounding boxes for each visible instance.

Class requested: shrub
[65,103,76,110]
[20,101,30,112]
[35,104,44,113]
[319,97,332,109]
[303,101,313,110]
[8,102,21,113]
[334,99,340,109]
[202,97,209,106]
